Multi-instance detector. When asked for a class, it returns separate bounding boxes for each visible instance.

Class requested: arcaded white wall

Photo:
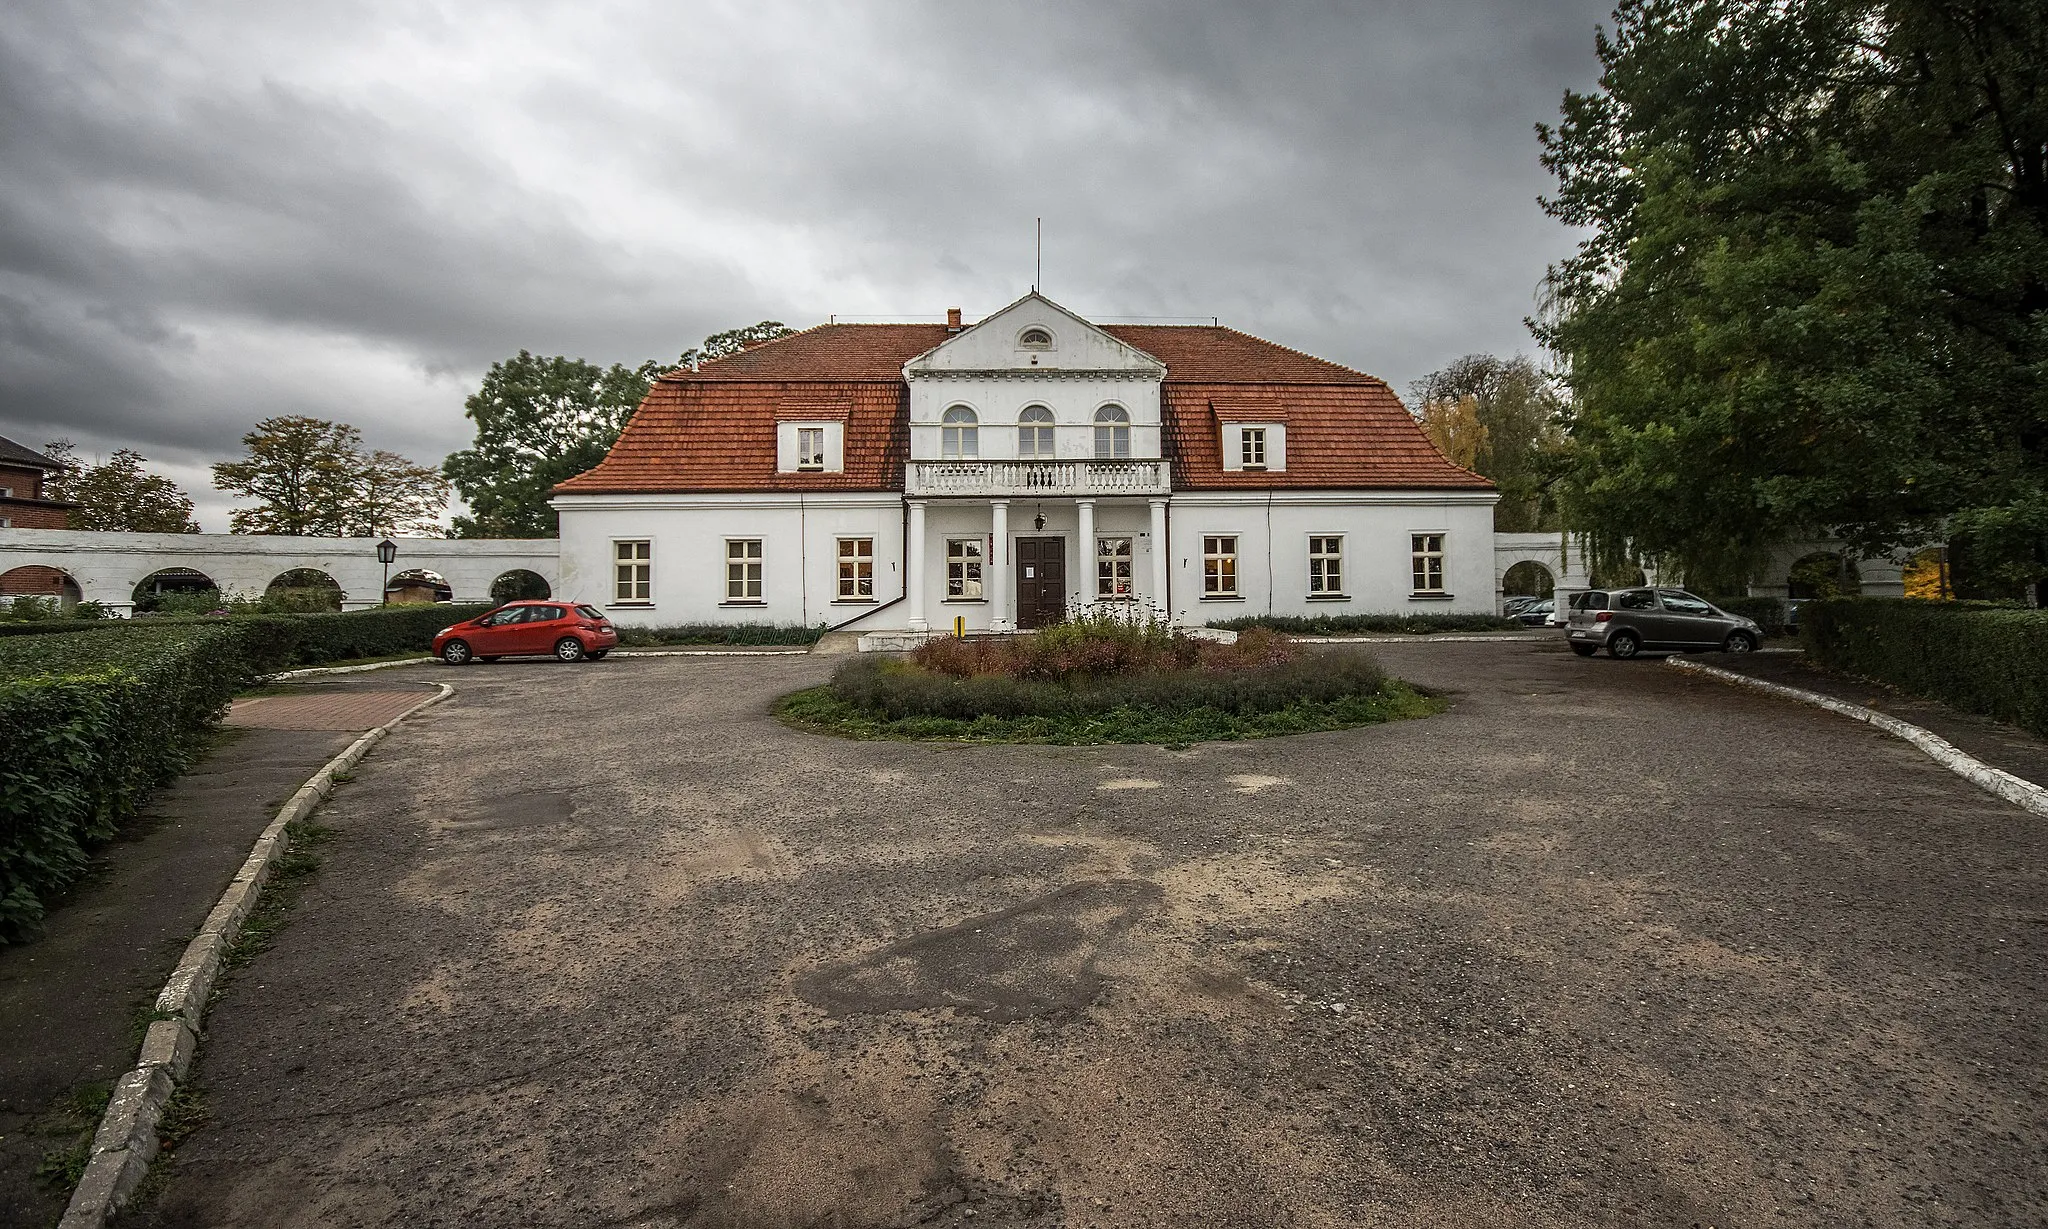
[0,529,559,613]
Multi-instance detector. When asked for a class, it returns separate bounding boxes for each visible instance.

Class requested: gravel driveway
[122,641,2048,1228]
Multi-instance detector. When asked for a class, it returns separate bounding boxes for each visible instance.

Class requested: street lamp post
[376,539,397,606]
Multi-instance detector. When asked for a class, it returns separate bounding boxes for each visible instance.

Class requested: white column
[906,500,928,631]
[1149,498,1169,623]
[1076,499,1096,613]
[988,499,1011,632]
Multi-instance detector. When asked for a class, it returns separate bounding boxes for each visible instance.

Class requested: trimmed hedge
[1800,598,2048,738]
[614,622,825,647]
[0,604,493,663]
[1209,613,1520,635]
[0,625,255,942]
[1707,596,1789,637]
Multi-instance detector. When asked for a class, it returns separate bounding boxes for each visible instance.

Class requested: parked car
[1784,598,1810,632]
[1502,595,1544,616]
[1513,599,1555,626]
[1566,588,1763,658]
[433,601,618,664]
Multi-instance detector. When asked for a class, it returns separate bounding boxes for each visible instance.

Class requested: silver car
[1566,587,1764,659]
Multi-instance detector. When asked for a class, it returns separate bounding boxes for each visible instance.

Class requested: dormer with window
[774,406,847,473]
[1217,409,1287,473]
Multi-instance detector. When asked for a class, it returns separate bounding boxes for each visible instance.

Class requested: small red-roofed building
[551,293,1496,632]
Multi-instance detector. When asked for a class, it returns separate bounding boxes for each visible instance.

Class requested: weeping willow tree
[1536,0,2048,598]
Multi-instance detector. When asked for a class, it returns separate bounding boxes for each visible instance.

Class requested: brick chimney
[946,306,963,331]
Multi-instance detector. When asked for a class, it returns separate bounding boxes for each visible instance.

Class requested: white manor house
[550,294,1501,633]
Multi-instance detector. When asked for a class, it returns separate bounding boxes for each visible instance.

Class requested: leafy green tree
[1411,355,1566,533]
[443,353,660,538]
[445,323,799,538]
[40,441,201,532]
[213,416,447,536]
[1536,0,2048,598]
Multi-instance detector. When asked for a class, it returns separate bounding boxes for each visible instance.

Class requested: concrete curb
[611,648,811,657]
[263,657,432,681]
[1668,658,2048,819]
[1295,633,1554,644]
[57,683,456,1229]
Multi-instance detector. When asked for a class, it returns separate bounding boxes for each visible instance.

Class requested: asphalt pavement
[118,642,2048,1228]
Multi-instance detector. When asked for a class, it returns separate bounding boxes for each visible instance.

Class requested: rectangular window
[1203,535,1238,597]
[1096,536,1134,599]
[1309,535,1343,594]
[613,540,651,603]
[726,538,763,601]
[837,537,874,599]
[1240,428,1266,469]
[797,427,825,471]
[1411,533,1445,593]
[946,538,984,599]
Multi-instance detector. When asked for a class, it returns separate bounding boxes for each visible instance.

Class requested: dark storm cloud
[0,0,1610,529]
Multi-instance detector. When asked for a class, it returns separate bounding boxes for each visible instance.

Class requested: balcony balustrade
[904,459,1171,497]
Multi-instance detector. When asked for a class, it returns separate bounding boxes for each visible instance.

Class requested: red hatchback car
[433,601,619,665]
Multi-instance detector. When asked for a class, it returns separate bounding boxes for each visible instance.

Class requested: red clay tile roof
[556,323,1491,494]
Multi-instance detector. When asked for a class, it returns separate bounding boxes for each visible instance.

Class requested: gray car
[1566,587,1763,659]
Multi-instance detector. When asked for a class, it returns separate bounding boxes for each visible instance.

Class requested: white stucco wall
[553,492,905,628]
[1167,492,1499,624]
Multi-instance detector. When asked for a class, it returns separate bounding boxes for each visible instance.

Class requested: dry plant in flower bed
[777,616,1442,745]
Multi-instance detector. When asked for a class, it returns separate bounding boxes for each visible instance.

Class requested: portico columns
[1148,498,1169,623]
[989,500,1011,632]
[1075,499,1096,613]
[906,499,929,631]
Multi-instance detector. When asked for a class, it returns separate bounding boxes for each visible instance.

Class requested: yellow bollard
[954,614,966,639]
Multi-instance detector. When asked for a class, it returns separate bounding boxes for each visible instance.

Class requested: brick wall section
[0,565,74,595]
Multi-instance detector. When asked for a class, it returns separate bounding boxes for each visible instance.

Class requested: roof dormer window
[1017,327,1054,351]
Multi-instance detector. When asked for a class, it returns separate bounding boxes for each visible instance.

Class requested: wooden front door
[1014,537,1066,629]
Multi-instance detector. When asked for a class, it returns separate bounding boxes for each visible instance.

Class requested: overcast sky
[1,0,1612,531]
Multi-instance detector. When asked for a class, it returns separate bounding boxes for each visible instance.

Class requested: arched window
[941,405,978,460]
[1018,327,1054,350]
[1018,405,1055,459]
[1093,404,1131,459]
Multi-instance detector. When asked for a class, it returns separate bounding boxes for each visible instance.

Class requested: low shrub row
[1210,612,1520,636]
[1706,596,1789,636]
[613,622,825,647]
[1801,598,2048,738]
[0,604,494,663]
[0,625,255,943]
[827,649,1388,721]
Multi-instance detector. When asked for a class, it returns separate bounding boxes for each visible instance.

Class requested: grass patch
[777,679,1443,745]
[33,1079,113,1193]
[224,819,333,970]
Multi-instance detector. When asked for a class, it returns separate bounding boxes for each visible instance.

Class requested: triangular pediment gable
[904,292,1165,377]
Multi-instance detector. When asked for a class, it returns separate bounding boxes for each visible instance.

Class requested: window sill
[831,598,877,605]
[720,600,767,607]
[1409,592,1454,602]
[942,598,988,604]
[1305,593,1350,602]
[1200,594,1245,602]
[608,602,654,609]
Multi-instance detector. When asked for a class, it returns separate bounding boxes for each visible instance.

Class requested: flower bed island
[777,618,1441,745]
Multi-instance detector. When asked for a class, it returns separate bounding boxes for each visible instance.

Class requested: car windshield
[1573,591,1609,611]
[1658,590,1715,616]
[577,605,604,620]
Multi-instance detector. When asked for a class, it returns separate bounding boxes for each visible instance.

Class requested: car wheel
[441,639,472,666]
[554,637,586,663]
[1570,642,1597,657]
[586,650,609,661]
[1607,630,1641,659]
[1724,630,1758,654]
